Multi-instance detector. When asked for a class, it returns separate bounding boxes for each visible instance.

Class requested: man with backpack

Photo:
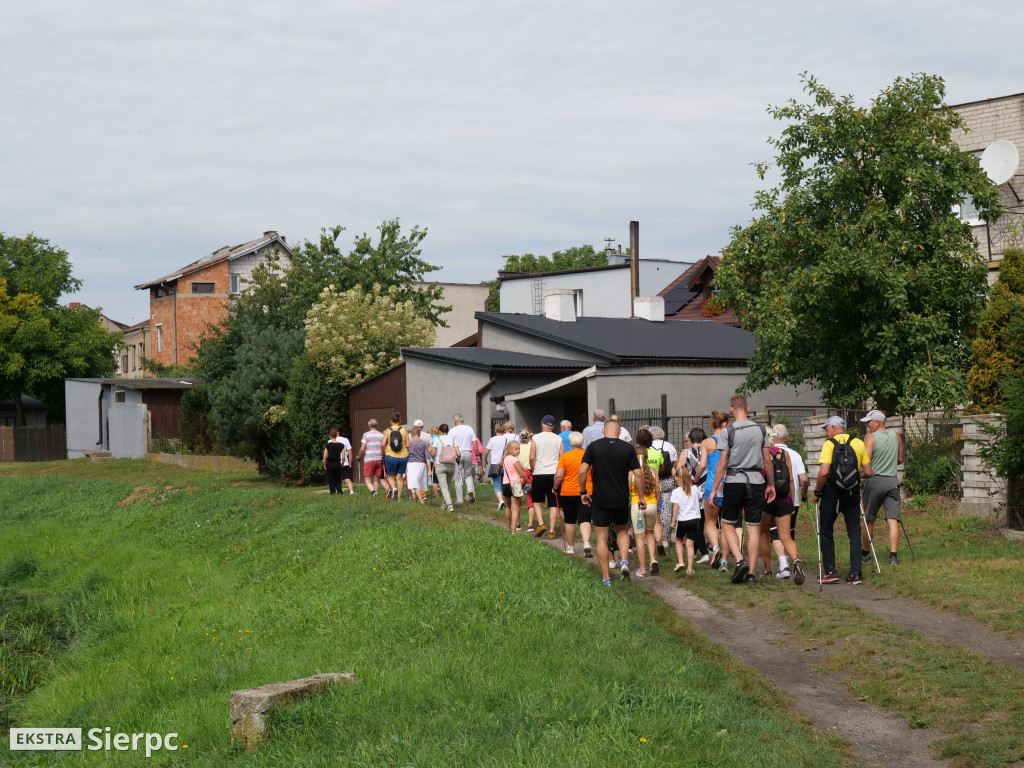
[812,416,868,585]
[708,394,776,585]
[382,412,409,500]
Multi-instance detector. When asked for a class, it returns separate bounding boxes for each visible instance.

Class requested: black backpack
[388,428,404,453]
[771,449,790,498]
[687,446,706,486]
[827,437,860,492]
[654,440,672,479]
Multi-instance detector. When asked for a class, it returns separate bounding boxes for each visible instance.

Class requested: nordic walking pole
[811,501,823,593]
[899,518,916,559]
[860,502,882,574]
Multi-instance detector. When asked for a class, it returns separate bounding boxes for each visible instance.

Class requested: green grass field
[1,461,850,767]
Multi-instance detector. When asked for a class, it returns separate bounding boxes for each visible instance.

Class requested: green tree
[303,283,435,389]
[0,234,118,424]
[968,248,1024,411]
[717,73,1002,413]
[977,368,1024,524]
[485,244,608,311]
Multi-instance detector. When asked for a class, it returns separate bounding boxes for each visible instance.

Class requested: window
[113,389,126,404]
[229,274,240,294]
[955,196,983,226]
[156,324,163,352]
[192,282,215,294]
[573,289,584,317]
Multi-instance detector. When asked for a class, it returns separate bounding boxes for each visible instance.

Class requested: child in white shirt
[671,464,702,574]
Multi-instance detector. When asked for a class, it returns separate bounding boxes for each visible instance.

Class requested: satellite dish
[980,140,1020,185]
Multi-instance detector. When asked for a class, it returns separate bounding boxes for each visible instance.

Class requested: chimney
[629,221,639,316]
[633,296,665,322]
[544,289,576,322]
[264,230,277,237]
[617,245,622,254]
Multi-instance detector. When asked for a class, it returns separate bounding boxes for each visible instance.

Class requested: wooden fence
[0,425,66,462]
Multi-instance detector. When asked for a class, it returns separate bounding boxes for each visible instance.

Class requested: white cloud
[1,0,1020,323]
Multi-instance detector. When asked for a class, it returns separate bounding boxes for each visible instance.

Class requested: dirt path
[796,579,1024,670]
[463,511,955,767]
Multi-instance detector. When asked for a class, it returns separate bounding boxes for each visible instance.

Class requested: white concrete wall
[404,357,492,435]
[65,380,105,458]
[639,259,691,296]
[500,269,632,317]
[479,324,606,363]
[426,283,490,347]
[229,243,293,293]
[961,415,1007,522]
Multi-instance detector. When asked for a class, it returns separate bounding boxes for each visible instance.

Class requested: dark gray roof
[402,347,592,371]
[67,377,200,390]
[475,313,755,364]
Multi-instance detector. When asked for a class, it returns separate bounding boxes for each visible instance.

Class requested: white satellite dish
[980,140,1020,185]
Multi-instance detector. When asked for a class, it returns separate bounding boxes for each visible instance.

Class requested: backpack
[771,449,790,498]
[724,422,767,472]
[388,428,404,453]
[654,440,672,479]
[687,446,706,485]
[827,437,860,492]
[438,437,459,465]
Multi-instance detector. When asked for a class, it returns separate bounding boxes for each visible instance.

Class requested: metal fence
[0,425,66,462]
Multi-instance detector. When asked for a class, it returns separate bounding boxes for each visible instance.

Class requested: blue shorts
[384,456,408,476]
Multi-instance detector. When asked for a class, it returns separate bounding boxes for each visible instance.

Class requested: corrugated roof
[475,313,755,364]
[106,378,200,390]
[402,347,592,371]
[134,232,291,290]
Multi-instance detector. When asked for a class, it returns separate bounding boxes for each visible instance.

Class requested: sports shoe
[609,558,617,570]
[527,526,535,534]
[861,550,872,564]
[447,504,455,512]
[535,524,547,537]
[710,547,722,570]
[602,578,612,587]
[656,542,666,557]
[730,559,750,585]
[563,546,575,554]
[583,543,593,558]
[792,559,806,586]
[718,559,728,573]
[674,563,686,573]
[818,572,839,584]
[650,560,660,575]
[888,553,899,565]
[468,492,475,504]
[547,532,556,540]
[620,560,631,580]
[635,570,647,578]
[515,525,523,532]
[776,568,791,580]
[762,568,772,578]
[498,501,505,510]
[846,572,863,585]
[696,554,710,565]
[744,574,756,586]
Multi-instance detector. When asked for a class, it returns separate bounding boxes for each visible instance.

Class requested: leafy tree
[304,283,435,389]
[485,244,608,311]
[716,73,1003,414]
[968,248,1024,411]
[0,234,118,424]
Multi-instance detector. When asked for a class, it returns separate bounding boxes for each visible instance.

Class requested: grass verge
[2,460,850,767]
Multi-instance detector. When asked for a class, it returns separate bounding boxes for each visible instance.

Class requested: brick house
[134,231,292,367]
[949,92,1024,282]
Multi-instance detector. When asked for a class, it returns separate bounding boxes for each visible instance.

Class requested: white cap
[859,409,886,423]
[413,419,424,427]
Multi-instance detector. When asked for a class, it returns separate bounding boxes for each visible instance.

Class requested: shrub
[904,434,963,498]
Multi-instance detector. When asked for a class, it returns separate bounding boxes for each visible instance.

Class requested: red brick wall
[149,262,230,367]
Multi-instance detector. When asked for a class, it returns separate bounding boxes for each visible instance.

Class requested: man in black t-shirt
[580,420,643,585]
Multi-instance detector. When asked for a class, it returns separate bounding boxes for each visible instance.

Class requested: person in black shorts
[708,395,776,585]
[580,419,643,585]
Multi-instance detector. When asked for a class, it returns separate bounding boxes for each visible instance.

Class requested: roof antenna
[604,237,615,253]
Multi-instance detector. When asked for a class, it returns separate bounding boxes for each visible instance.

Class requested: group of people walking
[325,396,905,587]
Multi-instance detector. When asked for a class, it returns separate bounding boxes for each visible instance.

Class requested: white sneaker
[583,543,593,558]
[609,558,617,570]
[696,554,710,565]
[498,501,505,510]
[563,546,575,554]
[776,568,791,580]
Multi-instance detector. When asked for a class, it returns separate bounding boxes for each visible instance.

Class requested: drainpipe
[96,390,103,445]
[171,282,178,366]
[476,376,497,439]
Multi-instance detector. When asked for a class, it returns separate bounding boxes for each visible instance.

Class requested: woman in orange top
[554,431,591,556]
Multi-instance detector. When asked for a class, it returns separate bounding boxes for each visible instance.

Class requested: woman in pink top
[500,441,528,532]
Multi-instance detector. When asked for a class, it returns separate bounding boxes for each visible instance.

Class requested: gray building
[402,295,821,437]
[65,378,198,459]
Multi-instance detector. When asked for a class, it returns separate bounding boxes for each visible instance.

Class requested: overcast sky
[2,1,1021,325]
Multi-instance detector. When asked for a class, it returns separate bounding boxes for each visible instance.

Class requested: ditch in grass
[1,464,850,766]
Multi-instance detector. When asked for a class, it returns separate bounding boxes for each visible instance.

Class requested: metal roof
[475,313,755,364]
[134,232,291,290]
[66,377,200,390]
[401,347,592,371]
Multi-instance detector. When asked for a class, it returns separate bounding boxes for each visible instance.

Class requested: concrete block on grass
[230,673,355,751]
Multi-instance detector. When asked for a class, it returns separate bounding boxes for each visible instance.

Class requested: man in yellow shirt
[812,416,867,585]
[382,412,409,501]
